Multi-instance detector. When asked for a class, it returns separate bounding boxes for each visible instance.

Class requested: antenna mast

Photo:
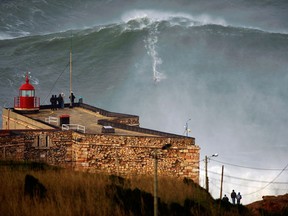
[69,35,73,108]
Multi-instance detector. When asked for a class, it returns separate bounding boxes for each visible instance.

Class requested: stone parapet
[0,130,200,183]
[71,133,199,183]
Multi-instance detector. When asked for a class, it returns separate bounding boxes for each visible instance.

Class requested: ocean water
[1,0,288,204]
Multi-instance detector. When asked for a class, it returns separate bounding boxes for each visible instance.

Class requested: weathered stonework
[1,104,200,183]
[0,130,200,183]
[0,130,73,168]
[74,134,199,182]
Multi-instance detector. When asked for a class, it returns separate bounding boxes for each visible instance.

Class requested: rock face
[246,194,288,216]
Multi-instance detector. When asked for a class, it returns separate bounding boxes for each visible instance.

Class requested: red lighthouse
[14,74,40,112]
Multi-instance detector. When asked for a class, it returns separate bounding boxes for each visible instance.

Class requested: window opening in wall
[46,136,49,147]
[34,133,50,148]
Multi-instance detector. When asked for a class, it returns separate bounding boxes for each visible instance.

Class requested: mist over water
[1,0,288,204]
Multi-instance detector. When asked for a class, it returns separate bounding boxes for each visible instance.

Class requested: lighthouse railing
[34,97,40,108]
[14,96,40,108]
[14,97,20,108]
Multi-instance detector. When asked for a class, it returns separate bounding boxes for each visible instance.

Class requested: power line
[224,173,288,185]
[42,61,70,104]
[210,158,286,171]
[209,176,288,190]
[198,157,288,197]
[203,162,288,197]
[199,168,288,184]
[243,162,288,196]
[209,178,288,202]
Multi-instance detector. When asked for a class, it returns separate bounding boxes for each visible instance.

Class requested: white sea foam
[121,9,228,27]
[0,32,14,40]
[30,77,39,85]
[47,36,65,42]
[144,22,166,83]
[120,9,288,35]
[0,30,30,40]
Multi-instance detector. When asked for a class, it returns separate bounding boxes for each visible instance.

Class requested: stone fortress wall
[0,104,200,183]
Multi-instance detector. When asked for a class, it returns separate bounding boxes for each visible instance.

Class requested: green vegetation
[0,160,251,216]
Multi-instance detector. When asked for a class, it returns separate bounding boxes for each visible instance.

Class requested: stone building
[0,76,200,183]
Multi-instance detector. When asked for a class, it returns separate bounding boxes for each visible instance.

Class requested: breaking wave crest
[121,9,228,28]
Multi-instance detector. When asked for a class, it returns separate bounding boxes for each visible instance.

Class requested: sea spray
[144,22,166,83]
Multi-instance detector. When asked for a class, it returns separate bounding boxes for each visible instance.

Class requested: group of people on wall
[50,92,75,110]
[222,190,242,205]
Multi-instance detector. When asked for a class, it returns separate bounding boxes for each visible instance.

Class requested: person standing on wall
[231,190,236,204]
[60,92,65,108]
[50,95,54,110]
[58,94,63,109]
[50,95,58,110]
[54,95,58,110]
[69,92,75,107]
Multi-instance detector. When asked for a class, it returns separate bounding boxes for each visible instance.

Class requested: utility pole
[205,155,209,192]
[220,165,224,199]
[205,154,218,193]
[69,48,73,108]
[154,151,158,216]
[69,30,73,108]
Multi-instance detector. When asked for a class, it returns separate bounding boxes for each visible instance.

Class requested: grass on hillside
[0,160,249,216]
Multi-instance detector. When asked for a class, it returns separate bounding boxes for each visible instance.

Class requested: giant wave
[1,1,288,205]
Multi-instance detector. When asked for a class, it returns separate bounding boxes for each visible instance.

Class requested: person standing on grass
[236,192,242,204]
[231,190,236,204]
[222,194,229,203]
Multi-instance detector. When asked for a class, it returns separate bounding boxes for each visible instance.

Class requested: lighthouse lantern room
[14,74,40,112]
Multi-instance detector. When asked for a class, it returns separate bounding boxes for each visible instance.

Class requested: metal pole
[154,151,158,216]
[220,165,224,199]
[69,49,72,108]
[115,151,119,176]
[205,155,209,192]
[185,119,191,137]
